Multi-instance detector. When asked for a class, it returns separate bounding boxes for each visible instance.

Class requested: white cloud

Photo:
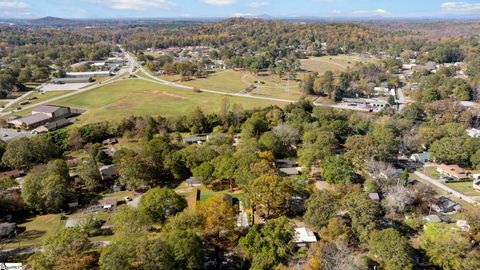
[441,2,480,12]
[0,1,29,9]
[331,9,341,15]
[83,0,174,11]
[232,12,255,17]
[248,1,269,8]
[352,8,387,15]
[200,0,237,5]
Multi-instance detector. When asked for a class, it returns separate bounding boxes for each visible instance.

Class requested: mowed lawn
[241,73,302,100]
[4,214,63,249]
[300,54,380,75]
[445,181,480,196]
[53,78,287,123]
[175,70,249,93]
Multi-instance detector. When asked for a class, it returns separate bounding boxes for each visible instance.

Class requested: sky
[1,0,480,19]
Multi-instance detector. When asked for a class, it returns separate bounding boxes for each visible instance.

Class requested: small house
[430,196,461,214]
[186,176,202,187]
[99,165,118,180]
[0,222,16,238]
[279,167,300,177]
[410,152,430,163]
[98,197,118,212]
[103,138,118,145]
[467,128,480,138]
[182,135,204,145]
[423,215,441,223]
[436,164,471,180]
[293,227,317,247]
[473,179,480,191]
[368,192,380,202]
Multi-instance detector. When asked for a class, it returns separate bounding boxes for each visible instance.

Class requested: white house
[294,227,317,247]
[467,128,480,138]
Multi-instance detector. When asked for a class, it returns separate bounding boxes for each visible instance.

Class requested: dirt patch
[109,102,133,110]
[150,90,187,100]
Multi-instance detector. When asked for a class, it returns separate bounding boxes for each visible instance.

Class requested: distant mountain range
[27,16,77,25]
[1,15,480,27]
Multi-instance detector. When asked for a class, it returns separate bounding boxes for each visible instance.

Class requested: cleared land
[300,54,380,74]
[157,70,304,100]
[53,78,287,123]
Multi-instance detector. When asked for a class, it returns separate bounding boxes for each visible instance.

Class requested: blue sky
[1,0,480,19]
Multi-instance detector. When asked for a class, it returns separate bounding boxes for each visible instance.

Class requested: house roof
[368,193,380,201]
[412,152,430,160]
[437,164,470,179]
[9,113,51,126]
[434,196,459,212]
[0,169,22,178]
[424,215,441,223]
[294,227,317,243]
[32,105,63,114]
[279,167,300,176]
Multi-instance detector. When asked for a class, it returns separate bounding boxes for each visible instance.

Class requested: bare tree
[383,186,416,214]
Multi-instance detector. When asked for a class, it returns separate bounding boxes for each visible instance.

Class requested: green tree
[368,228,414,270]
[320,155,356,185]
[77,158,102,191]
[22,160,69,213]
[139,187,187,223]
[341,191,382,242]
[111,205,152,237]
[239,216,295,270]
[32,228,92,270]
[304,190,339,230]
[2,136,59,168]
[420,222,480,270]
[246,175,292,219]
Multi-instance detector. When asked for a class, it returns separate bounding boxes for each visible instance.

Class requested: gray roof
[11,113,51,125]
[32,105,62,114]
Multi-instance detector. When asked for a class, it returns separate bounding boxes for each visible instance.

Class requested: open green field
[52,78,287,124]
[4,91,70,113]
[157,70,303,100]
[300,54,380,75]
[180,70,249,93]
[445,181,480,196]
[3,214,63,249]
[241,72,302,100]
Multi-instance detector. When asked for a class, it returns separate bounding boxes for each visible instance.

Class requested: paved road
[414,171,478,204]
[0,69,128,117]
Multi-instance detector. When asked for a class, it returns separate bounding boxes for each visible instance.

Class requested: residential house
[99,165,118,180]
[89,197,118,212]
[0,222,16,238]
[182,135,204,145]
[436,164,471,180]
[102,138,118,145]
[293,227,317,247]
[430,196,461,214]
[342,98,389,109]
[410,152,430,163]
[279,167,300,177]
[0,169,23,179]
[473,178,480,191]
[368,192,380,202]
[186,176,202,187]
[466,128,480,138]
[423,215,441,223]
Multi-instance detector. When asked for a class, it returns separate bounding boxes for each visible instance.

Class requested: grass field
[157,70,303,100]
[180,70,249,93]
[4,214,63,249]
[4,91,70,113]
[445,181,480,196]
[52,78,287,123]
[300,54,380,75]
